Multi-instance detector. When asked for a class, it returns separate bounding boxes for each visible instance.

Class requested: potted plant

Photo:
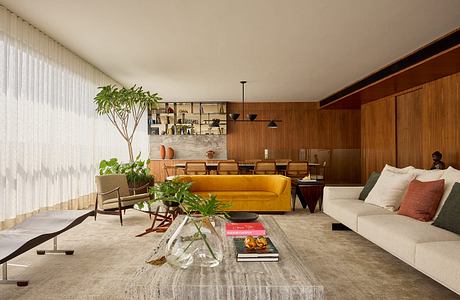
[149,179,230,268]
[99,153,154,193]
[94,85,161,162]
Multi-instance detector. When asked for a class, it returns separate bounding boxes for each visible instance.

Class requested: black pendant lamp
[228,81,281,128]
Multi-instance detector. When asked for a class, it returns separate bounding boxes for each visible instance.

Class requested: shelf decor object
[227,81,282,128]
[148,101,227,135]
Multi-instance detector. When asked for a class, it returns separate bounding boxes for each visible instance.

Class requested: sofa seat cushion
[325,199,393,231]
[194,191,278,202]
[358,215,460,265]
[415,241,460,295]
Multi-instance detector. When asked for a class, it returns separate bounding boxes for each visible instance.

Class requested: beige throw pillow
[365,169,415,211]
[383,164,414,174]
[436,166,460,218]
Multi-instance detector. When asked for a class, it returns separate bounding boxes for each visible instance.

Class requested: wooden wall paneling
[361,97,396,182]
[422,73,460,169]
[226,102,362,183]
[361,71,460,181]
[226,102,360,159]
[396,89,423,168]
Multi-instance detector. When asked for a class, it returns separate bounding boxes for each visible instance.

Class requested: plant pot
[162,200,181,207]
[166,216,223,269]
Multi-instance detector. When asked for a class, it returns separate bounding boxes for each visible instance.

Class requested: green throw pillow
[359,172,381,200]
[433,182,460,235]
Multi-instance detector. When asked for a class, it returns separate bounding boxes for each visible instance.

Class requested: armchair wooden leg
[117,196,123,226]
[94,194,98,221]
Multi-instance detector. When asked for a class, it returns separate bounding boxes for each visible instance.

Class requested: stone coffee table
[125,216,324,299]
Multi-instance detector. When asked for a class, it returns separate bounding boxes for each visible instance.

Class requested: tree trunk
[127,141,134,162]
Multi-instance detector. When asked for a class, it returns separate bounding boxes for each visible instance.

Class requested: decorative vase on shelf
[206,150,215,159]
[165,216,223,269]
[167,147,175,159]
[159,144,166,159]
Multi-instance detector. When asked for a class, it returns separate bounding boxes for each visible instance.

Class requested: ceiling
[1,0,460,102]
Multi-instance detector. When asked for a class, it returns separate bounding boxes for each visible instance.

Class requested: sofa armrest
[323,186,363,201]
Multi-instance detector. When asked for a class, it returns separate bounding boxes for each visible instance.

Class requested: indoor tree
[94,85,161,162]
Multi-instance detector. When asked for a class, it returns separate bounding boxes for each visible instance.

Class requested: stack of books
[233,237,279,262]
[225,222,266,236]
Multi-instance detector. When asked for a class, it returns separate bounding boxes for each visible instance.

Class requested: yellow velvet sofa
[178,175,291,212]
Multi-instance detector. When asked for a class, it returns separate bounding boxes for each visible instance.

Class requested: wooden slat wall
[396,89,423,168]
[361,71,460,180]
[361,97,396,182]
[226,102,361,160]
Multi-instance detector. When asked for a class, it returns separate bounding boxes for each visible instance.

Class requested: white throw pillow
[365,169,415,211]
[435,166,460,218]
[413,168,445,182]
[383,164,414,174]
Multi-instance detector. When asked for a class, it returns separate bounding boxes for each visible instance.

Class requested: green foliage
[94,85,161,117]
[94,84,162,162]
[149,179,230,216]
[99,153,153,184]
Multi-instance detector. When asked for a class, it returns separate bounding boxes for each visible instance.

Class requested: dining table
[173,162,320,173]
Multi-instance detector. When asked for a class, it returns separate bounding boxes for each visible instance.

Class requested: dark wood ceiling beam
[319,28,460,109]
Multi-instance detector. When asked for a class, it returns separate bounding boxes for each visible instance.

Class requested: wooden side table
[295,181,325,213]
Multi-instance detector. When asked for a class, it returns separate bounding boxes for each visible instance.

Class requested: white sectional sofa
[323,185,460,295]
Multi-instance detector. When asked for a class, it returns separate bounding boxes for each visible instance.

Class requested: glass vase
[165,216,223,269]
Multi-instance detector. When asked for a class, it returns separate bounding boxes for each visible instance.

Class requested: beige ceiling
[1,0,460,102]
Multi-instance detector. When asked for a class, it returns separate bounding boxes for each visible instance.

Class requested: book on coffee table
[226,222,266,236]
[237,257,279,262]
[233,237,279,260]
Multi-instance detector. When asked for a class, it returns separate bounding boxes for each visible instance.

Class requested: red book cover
[225,222,266,236]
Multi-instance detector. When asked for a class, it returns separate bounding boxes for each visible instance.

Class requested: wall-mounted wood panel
[361,71,460,181]
[227,102,360,160]
[361,97,396,182]
[396,89,423,168]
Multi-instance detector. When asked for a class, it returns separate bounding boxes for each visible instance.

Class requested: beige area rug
[1,207,459,300]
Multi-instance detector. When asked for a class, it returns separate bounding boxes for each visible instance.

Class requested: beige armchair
[94,174,151,225]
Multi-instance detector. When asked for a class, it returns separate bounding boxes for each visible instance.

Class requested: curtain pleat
[0,6,148,229]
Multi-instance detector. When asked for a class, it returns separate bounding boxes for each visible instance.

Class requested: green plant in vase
[99,153,154,191]
[149,179,230,268]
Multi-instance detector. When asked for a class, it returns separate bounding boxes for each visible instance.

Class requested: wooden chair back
[286,161,309,178]
[253,161,277,175]
[185,162,207,175]
[217,161,239,175]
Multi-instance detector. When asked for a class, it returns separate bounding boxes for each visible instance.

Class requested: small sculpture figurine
[430,151,446,170]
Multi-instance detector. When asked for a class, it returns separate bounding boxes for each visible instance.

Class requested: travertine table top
[125,216,324,300]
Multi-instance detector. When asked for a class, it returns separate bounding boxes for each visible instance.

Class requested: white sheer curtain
[0,6,148,228]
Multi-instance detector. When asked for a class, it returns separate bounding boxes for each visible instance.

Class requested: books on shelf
[225,222,266,236]
[233,237,279,262]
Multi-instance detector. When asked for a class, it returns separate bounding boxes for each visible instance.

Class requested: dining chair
[253,160,277,175]
[286,161,309,179]
[313,161,327,181]
[94,174,151,225]
[217,161,239,175]
[184,162,207,175]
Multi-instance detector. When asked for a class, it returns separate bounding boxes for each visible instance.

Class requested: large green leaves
[94,84,161,116]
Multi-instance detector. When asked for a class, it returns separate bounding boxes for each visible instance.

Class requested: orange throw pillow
[398,179,445,221]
